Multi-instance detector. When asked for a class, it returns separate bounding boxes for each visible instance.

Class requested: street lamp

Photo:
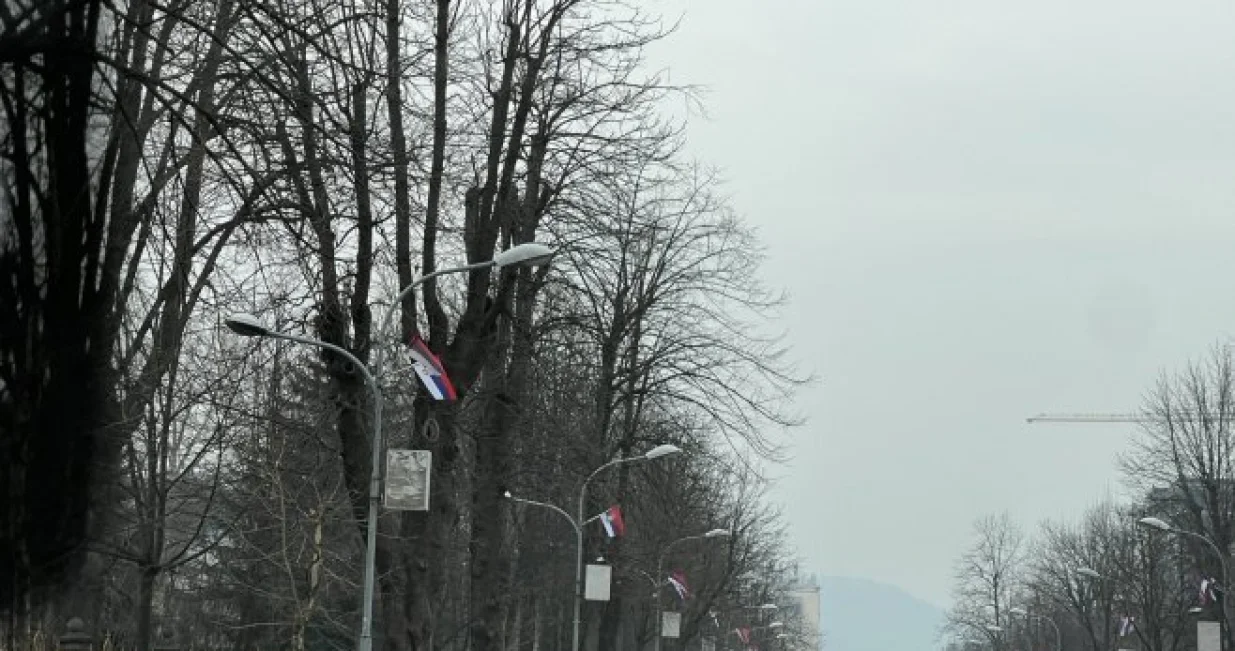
[644,444,682,459]
[1137,516,1231,647]
[1076,566,1103,580]
[1009,607,1061,651]
[653,528,732,651]
[505,444,680,651]
[226,241,556,651]
[1137,516,1172,532]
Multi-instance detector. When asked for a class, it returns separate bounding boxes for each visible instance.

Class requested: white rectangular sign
[661,612,681,639]
[1199,621,1221,651]
[585,564,612,601]
[384,449,431,511]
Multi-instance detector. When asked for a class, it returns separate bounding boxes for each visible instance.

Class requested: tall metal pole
[505,492,583,651]
[653,533,716,651]
[573,457,646,651]
[1172,529,1231,651]
[358,262,490,651]
[260,331,383,651]
[1043,616,1061,651]
[1022,613,1061,651]
[654,550,664,651]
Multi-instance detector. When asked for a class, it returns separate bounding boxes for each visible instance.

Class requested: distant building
[783,579,822,651]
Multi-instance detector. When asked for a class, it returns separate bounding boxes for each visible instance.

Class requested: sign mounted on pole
[1198,621,1220,651]
[585,563,612,601]
[384,449,431,511]
[661,612,681,639]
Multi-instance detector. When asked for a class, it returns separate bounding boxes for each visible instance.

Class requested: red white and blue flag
[409,335,457,402]
[599,505,625,538]
[1201,577,1218,605]
[668,570,690,602]
[1119,615,1135,637]
[733,627,751,645]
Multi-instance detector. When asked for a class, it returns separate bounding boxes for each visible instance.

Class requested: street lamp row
[1059,517,1231,650]
[504,449,741,651]
[225,242,556,651]
[502,442,696,651]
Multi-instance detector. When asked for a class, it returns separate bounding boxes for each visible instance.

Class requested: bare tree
[1123,344,1235,650]
[945,513,1025,651]
[1029,501,1123,651]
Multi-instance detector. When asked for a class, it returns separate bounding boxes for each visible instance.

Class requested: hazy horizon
[654,0,1235,607]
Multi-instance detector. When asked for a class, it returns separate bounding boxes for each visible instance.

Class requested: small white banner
[585,564,612,601]
[1199,621,1221,651]
[384,450,431,511]
[661,612,681,639]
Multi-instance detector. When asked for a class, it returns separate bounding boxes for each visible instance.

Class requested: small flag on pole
[1201,577,1218,605]
[734,627,751,645]
[409,336,457,401]
[1119,615,1135,637]
[599,505,625,538]
[668,570,690,602]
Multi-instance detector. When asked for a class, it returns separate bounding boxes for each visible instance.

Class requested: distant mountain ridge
[817,575,944,651]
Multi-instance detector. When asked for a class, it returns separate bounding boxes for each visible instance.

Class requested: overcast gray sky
[652,0,1235,607]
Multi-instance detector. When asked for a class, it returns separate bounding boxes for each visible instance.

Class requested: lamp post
[505,443,681,651]
[1074,566,1116,650]
[1009,607,1061,651]
[653,528,732,651]
[575,444,680,651]
[1138,516,1231,647]
[226,241,556,651]
[711,603,777,651]
[1076,566,1102,580]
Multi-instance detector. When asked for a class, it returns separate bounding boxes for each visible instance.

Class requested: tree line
[0,0,809,650]
[944,345,1235,651]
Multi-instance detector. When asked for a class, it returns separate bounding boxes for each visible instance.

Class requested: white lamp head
[768,622,784,629]
[644,443,682,460]
[705,528,731,538]
[760,603,779,611]
[493,242,556,269]
[503,490,512,499]
[1138,516,1173,532]
[225,313,272,337]
[1010,607,1027,616]
[1076,567,1102,580]
[985,625,1003,633]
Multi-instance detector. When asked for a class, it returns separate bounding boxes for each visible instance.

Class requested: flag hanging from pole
[1119,615,1135,637]
[668,570,691,602]
[733,627,751,645]
[1201,577,1218,605]
[408,335,457,401]
[599,505,625,538]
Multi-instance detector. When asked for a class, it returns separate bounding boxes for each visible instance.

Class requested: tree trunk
[135,566,157,651]
[470,371,515,651]
[471,255,541,651]
[508,594,524,651]
[394,404,463,651]
[532,597,542,651]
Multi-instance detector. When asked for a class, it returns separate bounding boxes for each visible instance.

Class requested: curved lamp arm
[506,493,581,536]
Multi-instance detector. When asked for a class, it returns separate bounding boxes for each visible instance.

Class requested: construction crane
[1026,413,1150,424]
[1027,412,1225,424]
